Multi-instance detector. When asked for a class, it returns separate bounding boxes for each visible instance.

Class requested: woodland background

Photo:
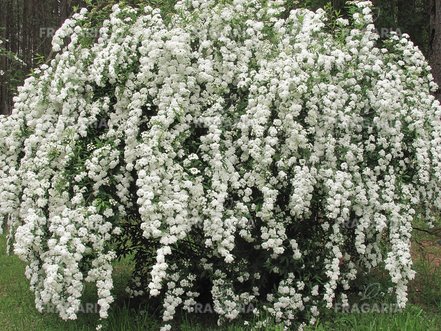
[0,0,440,115]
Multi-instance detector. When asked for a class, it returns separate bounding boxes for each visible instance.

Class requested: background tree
[430,0,441,99]
[0,0,84,115]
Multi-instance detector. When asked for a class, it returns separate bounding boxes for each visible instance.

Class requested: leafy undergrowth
[409,225,441,314]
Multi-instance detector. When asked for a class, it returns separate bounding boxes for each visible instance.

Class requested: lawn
[0,234,440,331]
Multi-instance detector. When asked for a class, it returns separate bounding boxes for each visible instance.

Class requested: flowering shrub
[1,0,441,329]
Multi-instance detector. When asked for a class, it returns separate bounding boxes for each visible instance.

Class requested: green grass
[309,305,441,331]
[1,234,440,331]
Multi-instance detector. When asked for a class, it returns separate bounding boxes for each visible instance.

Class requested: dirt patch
[411,239,441,269]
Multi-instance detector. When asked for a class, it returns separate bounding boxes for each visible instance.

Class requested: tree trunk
[429,0,441,100]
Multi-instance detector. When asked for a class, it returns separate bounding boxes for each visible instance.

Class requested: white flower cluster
[1,0,441,329]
